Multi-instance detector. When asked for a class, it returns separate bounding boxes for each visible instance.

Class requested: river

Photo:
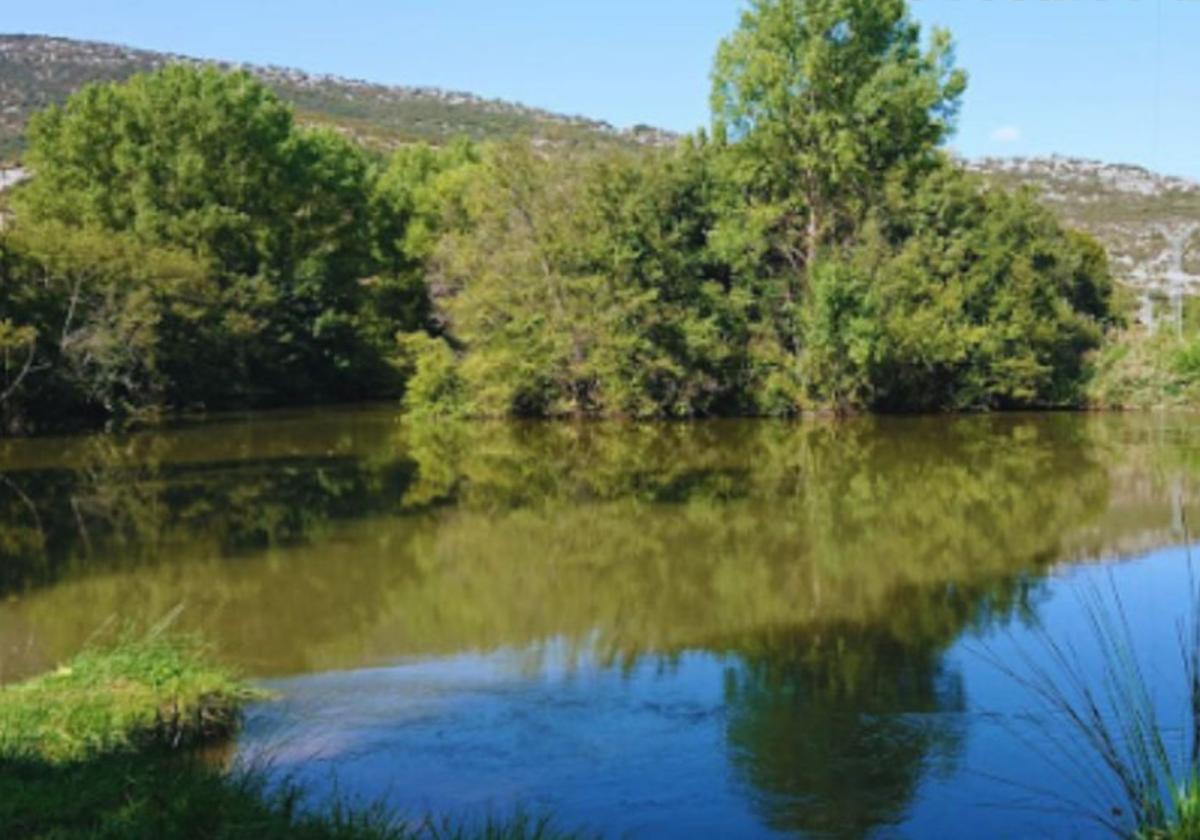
[2,408,1199,837]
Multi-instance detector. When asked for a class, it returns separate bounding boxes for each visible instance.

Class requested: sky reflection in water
[2,410,1200,836]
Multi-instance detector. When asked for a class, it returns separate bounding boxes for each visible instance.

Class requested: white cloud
[991,125,1023,144]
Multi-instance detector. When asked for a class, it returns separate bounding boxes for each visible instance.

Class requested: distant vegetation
[0,0,1123,431]
[1087,330,1200,409]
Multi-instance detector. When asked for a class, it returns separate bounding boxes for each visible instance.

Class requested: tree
[18,65,297,275]
[711,0,966,272]
[14,65,423,410]
[703,0,969,414]
[2,15,1119,428]
[423,140,748,418]
[0,222,209,432]
[796,164,1116,411]
[366,139,482,346]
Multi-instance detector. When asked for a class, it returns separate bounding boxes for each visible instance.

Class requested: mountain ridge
[0,33,676,158]
[966,155,1200,319]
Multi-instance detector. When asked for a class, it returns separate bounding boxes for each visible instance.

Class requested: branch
[0,337,37,405]
[60,275,85,349]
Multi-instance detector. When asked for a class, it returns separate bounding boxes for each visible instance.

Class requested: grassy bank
[0,636,583,840]
[0,635,261,764]
[1086,330,1200,409]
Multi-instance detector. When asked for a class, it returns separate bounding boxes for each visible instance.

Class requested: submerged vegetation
[0,634,585,839]
[0,0,1120,433]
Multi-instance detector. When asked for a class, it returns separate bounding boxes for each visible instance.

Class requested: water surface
[2,410,1200,837]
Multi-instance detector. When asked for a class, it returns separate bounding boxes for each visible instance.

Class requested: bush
[398,333,469,419]
[1086,330,1200,409]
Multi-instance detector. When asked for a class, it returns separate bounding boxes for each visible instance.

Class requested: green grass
[0,634,588,840]
[1086,330,1200,409]
[0,752,401,840]
[1136,777,1200,840]
[0,753,581,840]
[0,634,263,764]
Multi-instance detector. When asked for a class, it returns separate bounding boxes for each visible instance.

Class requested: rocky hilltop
[970,156,1200,321]
[0,34,674,158]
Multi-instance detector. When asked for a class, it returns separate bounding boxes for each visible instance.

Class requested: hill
[0,33,673,160]
[970,156,1200,322]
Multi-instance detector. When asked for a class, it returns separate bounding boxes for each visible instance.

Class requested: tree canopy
[711,0,966,269]
[2,66,432,431]
[0,0,1118,432]
[399,0,1112,418]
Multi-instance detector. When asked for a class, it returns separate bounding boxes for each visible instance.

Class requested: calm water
[3,409,1200,837]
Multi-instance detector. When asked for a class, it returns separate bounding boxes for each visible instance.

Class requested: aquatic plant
[986,562,1200,838]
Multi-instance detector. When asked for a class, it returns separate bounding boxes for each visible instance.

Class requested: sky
[3,0,1198,177]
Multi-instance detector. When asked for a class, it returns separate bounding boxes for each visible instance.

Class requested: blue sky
[4,1,1198,177]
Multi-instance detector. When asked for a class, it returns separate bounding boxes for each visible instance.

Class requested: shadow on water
[4,409,1200,835]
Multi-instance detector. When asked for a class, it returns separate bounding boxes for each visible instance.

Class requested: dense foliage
[1086,329,1200,409]
[0,0,1118,431]
[1,66,433,431]
[401,0,1115,418]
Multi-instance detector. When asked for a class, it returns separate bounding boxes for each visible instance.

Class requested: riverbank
[1086,330,1200,409]
[0,636,582,839]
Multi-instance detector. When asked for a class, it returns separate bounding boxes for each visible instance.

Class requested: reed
[986,562,1200,838]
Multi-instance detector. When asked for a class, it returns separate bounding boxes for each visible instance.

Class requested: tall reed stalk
[986,555,1200,838]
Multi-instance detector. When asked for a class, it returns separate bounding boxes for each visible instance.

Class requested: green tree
[14,65,420,410]
[2,11,1120,428]
[797,165,1115,411]
[365,139,482,347]
[424,140,748,418]
[708,0,967,411]
[18,66,297,273]
[711,0,966,271]
[0,222,209,432]
[798,257,881,411]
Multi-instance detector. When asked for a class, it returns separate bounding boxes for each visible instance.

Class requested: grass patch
[0,751,581,839]
[0,752,397,840]
[0,634,263,764]
[1086,330,1200,409]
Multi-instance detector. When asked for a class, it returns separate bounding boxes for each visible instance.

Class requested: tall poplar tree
[711,0,966,274]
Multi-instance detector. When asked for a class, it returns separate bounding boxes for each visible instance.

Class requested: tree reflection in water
[3,411,1200,834]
